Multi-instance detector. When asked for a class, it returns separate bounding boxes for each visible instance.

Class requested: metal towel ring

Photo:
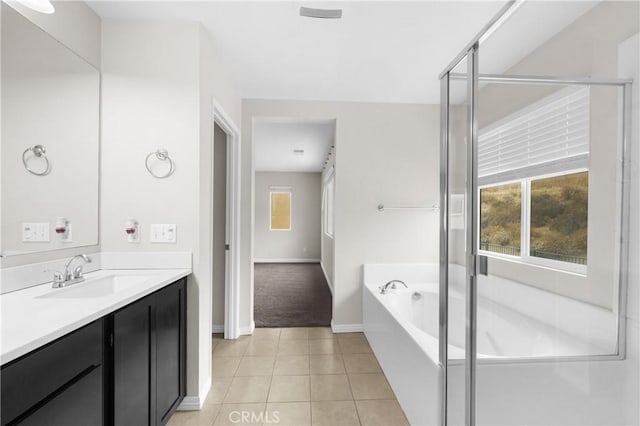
[22,145,51,176]
[145,149,175,179]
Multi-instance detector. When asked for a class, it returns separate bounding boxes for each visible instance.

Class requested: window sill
[479,250,587,277]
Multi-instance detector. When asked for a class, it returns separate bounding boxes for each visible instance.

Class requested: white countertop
[1,268,190,365]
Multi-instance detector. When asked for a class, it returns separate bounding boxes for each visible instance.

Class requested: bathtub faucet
[379,280,408,294]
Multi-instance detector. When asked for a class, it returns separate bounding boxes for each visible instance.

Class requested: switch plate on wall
[22,223,50,242]
[150,224,177,243]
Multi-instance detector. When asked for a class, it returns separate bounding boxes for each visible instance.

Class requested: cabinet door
[20,366,103,426]
[155,279,186,424]
[113,295,155,426]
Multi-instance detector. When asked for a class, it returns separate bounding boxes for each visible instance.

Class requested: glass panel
[472,7,634,420]
[480,183,522,256]
[270,192,291,230]
[530,171,588,265]
[445,54,469,426]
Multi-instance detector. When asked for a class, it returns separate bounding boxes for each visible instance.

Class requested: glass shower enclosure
[439,1,638,425]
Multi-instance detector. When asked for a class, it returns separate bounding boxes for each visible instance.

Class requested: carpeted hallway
[254,263,332,328]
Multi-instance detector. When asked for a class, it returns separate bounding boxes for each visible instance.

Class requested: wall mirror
[1,3,100,257]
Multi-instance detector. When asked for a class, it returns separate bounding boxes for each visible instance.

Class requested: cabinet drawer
[1,319,103,425]
[20,366,103,426]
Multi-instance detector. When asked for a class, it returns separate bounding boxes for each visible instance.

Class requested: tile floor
[168,327,409,426]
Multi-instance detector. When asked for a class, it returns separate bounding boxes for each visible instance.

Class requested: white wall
[254,172,321,261]
[0,0,102,269]
[101,19,241,403]
[242,100,440,328]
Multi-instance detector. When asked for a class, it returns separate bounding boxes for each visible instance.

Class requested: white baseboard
[254,258,320,263]
[212,324,224,333]
[239,321,255,336]
[320,262,333,295]
[177,396,202,411]
[177,374,211,411]
[331,320,363,333]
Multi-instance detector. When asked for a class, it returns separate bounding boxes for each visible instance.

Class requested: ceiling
[88,1,507,104]
[254,118,335,172]
[88,1,599,104]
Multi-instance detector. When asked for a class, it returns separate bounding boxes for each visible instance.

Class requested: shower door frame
[438,3,634,425]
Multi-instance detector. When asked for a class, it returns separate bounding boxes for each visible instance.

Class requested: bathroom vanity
[0,271,188,426]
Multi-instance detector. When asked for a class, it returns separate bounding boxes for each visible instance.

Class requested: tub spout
[380,280,408,294]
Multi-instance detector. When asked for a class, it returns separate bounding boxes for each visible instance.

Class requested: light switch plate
[150,224,177,243]
[22,223,50,242]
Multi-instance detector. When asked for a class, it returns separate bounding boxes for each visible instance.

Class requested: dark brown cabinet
[1,277,186,426]
[111,278,186,426]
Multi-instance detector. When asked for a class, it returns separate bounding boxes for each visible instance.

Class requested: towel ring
[22,145,51,176]
[145,149,175,179]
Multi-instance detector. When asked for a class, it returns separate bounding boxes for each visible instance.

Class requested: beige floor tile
[214,403,266,426]
[342,354,382,374]
[224,376,271,403]
[265,402,311,426]
[167,410,188,426]
[309,338,341,354]
[204,377,233,404]
[273,355,310,376]
[348,374,395,400]
[213,339,249,357]
[252,328,282,340]
[169,404,220,426]
[235,356,275,376]
[245,339,279,356]
[308,327,334,339]
[280,328,310,340]
[277,339,310,355]
[268,375,311,402]
[212,357,241,377]
[310,374,353,401]
[311,401,360,426]
[356,400,408,426]
[309,354,346,375]
[337,335,372,354]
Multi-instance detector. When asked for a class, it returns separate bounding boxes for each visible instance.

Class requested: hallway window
[270,190,291,230]
[323,174,334,237]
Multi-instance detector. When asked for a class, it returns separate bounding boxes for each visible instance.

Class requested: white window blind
[478,87,590,183]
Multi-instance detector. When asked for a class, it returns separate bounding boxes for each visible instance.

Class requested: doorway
[211,101,241,339]
[212,123,227,334]
[252,117,336,328]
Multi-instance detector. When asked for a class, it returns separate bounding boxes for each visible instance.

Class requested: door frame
[212,99,241,339]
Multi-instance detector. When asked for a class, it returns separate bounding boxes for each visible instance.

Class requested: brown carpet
[254,263,332,328]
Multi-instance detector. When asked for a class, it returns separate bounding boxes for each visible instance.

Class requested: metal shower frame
[438,2,634,425]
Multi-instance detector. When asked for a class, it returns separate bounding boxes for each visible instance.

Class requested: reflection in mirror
[1,3,100,257]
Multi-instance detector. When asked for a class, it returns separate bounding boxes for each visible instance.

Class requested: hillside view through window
[480,171,588,265]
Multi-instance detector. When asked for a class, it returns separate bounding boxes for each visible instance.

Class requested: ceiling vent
[293,149,305,156]
[299,6,342,19]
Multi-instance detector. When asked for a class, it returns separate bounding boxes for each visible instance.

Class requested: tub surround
[0,252,192,364]
[363,263,638,425]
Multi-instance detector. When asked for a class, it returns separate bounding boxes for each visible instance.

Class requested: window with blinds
[478,87,590,185]
[477,87,591,272]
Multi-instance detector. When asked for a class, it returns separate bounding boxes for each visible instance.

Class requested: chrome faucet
[379,279,408,294]
[53,254,92,288]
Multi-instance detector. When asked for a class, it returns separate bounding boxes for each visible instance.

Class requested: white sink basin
[37,275,155,299]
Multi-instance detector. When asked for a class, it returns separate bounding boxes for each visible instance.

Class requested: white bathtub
[363,263,638,426]
[383,283,609,360]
